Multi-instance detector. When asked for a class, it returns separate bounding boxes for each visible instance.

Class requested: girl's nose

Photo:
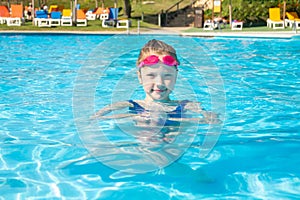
[154,75,164,84]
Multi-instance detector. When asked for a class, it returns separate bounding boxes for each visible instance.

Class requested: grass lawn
[0,18,161,32]
[0,0,187,32]
[0,19,295,33]
[0,0,295,33]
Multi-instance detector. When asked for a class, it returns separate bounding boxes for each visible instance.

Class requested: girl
[92,39,219,126]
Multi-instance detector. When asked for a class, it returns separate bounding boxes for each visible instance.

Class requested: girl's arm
[91,101,135,119]
[182,101,221,124]
[168,115,220,124]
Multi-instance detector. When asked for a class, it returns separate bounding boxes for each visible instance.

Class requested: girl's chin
[150,94,169,101]
[145,90,171,101]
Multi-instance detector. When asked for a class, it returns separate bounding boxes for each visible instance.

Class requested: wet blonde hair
[136,39,180,67]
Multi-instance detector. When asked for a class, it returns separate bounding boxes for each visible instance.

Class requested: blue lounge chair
[35,10,51,27]
[109,8,119,20]
[50,11,61,26]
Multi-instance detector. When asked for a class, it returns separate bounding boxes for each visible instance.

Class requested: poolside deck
[142,27,300,39]
[0,27,299,39]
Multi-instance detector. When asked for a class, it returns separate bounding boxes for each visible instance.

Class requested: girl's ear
[137,70,143,84]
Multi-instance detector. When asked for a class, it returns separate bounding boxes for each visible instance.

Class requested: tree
[123,0,132,18]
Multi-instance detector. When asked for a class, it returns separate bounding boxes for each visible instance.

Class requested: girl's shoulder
[172,100,199,107]
[110,101,134,109]
[128,100,144,107]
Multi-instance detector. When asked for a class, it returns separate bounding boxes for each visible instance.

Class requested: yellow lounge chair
[61,9,87,26]
[61,9,72,26]
[267,8,284,29]
[76,9,87,26]
[7,4,23,26]
[285,11,300,29]
[48,5,58,13]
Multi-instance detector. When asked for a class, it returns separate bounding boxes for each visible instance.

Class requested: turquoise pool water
[1,34,299,199]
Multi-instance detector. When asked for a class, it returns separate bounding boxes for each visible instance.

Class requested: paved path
[136,27,300,38]
[1,27,299,38]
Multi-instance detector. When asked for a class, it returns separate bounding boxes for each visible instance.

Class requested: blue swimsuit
[128,100,189,126]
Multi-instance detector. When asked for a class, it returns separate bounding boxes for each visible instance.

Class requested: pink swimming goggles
[138,55,179,68]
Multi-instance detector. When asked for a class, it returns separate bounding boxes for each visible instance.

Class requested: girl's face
[138,62,178,102]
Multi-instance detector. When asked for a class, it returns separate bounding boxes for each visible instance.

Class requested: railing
[158,0,186,27]
[158,0,211,27]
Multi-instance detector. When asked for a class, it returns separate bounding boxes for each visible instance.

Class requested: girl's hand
[133,111,168,126]
[202,111,221,124]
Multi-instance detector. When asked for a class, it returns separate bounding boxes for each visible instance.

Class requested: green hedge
[205,0,300,26]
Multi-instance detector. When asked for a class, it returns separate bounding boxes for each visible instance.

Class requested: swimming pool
[0,34,299,199]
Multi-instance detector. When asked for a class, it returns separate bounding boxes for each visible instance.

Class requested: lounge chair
[6,4,23,26]
[35,10,51,27]
[203,20,217,30]
[285,11,300,29]
[76,9,87,26]
[102,7,118,28]
[0,5,10,24]
[100,12,110,27]
[48,5,58,13]
[267,8,284,29]
[61,9,72,26]
[109,7,118,21]
[50,11,61,26]
[88,7,110,20]
[231,20,243,30]
[85,10,96,20]
[116,19,130,28]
